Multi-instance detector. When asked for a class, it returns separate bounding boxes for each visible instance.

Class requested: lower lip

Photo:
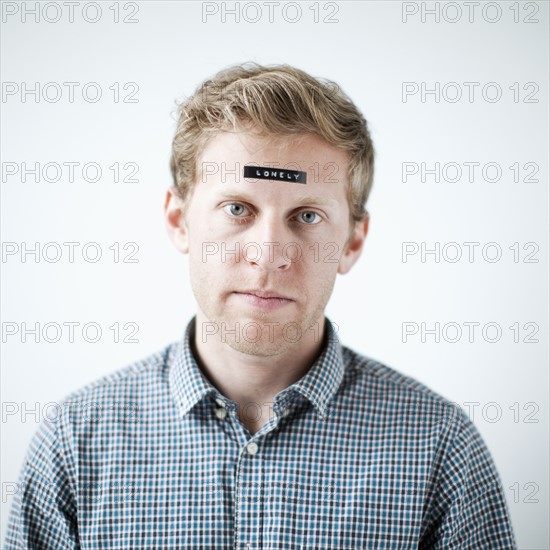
[234,293,293,310]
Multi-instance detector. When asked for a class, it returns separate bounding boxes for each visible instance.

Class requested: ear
[337,212,370,275]
[164,187,189,254]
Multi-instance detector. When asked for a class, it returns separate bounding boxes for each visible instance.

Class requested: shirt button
[246,442,259,455]
[215,397,226,408]
[283,409,290,417]
[215,408,227,419]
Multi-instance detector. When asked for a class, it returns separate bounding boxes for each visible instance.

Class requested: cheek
[310,260,340,290]
[186,217,226,259]
[301,239,345,270]
[297,248,340,296]
[188,239,242,276]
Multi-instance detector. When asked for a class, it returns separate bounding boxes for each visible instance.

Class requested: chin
[226,337,291,357]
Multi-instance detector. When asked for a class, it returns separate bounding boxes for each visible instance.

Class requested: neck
[191,310,327,433]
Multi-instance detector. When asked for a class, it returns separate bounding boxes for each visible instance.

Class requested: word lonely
[244,165,307,184]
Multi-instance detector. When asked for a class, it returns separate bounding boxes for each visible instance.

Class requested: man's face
[165,129,368,356]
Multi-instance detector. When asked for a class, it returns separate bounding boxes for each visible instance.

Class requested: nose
[243,213,295,272]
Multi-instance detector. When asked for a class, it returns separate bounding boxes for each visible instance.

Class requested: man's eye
[298,211,322,225]
[223,203,250,217]
[222,204,321,225]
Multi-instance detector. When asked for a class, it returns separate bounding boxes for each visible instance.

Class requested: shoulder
[24,342,178,466]
[339,344,501,479]
[60,342,175,406]
[341,344,455,406]
[338,344,471,435]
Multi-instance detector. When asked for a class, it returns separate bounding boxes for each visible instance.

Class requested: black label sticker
[243,165,307,184]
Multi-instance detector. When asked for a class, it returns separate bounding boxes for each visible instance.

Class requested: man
[5,62,516,549]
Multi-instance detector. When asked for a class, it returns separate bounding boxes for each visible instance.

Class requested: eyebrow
[216,191,339,208]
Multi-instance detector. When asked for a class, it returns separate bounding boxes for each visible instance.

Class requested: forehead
[197,130,349,190]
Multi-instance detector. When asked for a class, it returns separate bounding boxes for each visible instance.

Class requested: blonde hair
[170,62,375,230]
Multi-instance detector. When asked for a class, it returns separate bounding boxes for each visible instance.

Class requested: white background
[1,1,548,547]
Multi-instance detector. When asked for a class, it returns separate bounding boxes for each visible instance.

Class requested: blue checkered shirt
[5,315,516,549]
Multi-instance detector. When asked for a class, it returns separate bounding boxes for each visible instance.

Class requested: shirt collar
[168,315,345,421]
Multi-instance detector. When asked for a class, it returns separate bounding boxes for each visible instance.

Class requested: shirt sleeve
[420,410,517,549]
[4,418,80,549]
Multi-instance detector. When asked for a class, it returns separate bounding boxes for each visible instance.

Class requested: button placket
[246,441,259,455]
[234,438,263,550]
